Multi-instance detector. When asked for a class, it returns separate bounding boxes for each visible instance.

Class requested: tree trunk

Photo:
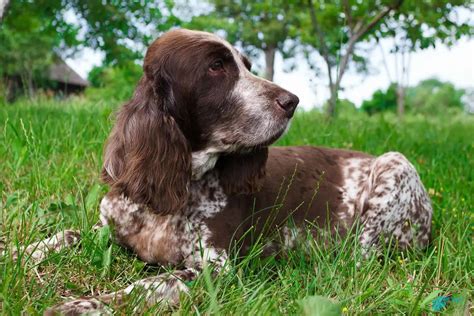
[264,46,276,81]
[327,83,338,117]
[308,0,400,117]
[21,69,34,99]
[396,83,405,117]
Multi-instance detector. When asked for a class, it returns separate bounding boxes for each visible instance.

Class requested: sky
[66,36,474,110]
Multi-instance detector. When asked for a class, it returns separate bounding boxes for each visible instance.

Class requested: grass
[0,97,473,315]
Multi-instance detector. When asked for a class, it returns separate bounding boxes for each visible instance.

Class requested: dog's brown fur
[14,29,431,315]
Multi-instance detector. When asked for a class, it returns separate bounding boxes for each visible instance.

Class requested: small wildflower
[428,188,442,197]
[397,256,405,265]
[342,307,348,313]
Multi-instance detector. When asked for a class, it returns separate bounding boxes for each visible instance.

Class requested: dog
[15,29,432,315]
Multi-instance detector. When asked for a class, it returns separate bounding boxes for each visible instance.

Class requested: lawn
[0,98,473,315]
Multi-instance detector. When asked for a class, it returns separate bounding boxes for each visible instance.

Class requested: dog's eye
[209,60,224,72]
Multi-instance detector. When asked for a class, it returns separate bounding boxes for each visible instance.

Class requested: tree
[188,1,301,80]
[0,0,79,98]
[301,0,472,117]
[301,0,403,116]
[0,0,178,99]
[86,61,143,101]
[64,1,179,65]
[361,79,467,115]
[323,98,359,117]
[378,1,473,117]
[407,78,466,114]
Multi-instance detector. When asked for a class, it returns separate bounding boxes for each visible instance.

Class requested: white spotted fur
[13,150,433,315]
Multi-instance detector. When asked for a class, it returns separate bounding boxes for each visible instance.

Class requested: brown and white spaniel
[18,29,432,315]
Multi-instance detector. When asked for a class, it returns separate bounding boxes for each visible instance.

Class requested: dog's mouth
[258,126,287,147]
[214,114,292,153]
[263,118,292,144]
[230,120,291,150]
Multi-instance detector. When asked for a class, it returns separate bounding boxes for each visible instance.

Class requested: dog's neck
[191,149,220,180]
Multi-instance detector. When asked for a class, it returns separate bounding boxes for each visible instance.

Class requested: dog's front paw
[44,298,112,316]
[12,230,81,264]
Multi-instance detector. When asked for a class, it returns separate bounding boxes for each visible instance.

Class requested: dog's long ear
[216,147,268,195]
[101,75,191,214]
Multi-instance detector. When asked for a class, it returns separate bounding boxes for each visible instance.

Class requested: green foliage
[0,0,178,99]
[361,84,398,115]
[300,0,473,69]
[323,98,361,117]
[361,79,467,115]
[187,0,302,76]
[407,78,465,115]
[189,0,293,48]
[390,0,474,49]
[85,62,143,102]
[0,0,80,94]
[63,1,179,65]
[298,0,472,115]
[1,99,473,314]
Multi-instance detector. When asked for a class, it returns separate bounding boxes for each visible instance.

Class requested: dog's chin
[257,131,284,147]
[244,122,290,149]
[217,120,290,152]
[263,120,291,144]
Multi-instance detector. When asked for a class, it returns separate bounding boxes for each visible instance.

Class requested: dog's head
[102,29,299,213]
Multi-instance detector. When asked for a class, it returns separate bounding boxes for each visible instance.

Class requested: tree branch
[354,6,392,40]
[336,1,403,87]
[342,0,354,32]
[307,0,334,86]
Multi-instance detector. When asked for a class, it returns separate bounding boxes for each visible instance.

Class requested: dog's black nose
[276,92,299,117]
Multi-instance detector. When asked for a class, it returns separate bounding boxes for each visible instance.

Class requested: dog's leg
[8,222,104,264]
[44,267,199,315]
[43,240,228,314]
[359,152,432,257]
[11,229,81,264]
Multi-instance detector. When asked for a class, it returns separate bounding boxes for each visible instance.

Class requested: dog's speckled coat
[14,29,432,315]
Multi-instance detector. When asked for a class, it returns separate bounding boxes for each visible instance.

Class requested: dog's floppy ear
[101,75,191,214]
[216,147,268,195]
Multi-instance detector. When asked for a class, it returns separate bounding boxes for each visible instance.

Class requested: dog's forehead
[148,29,248,72]
[180,30,245,61]
[182,29,232,47]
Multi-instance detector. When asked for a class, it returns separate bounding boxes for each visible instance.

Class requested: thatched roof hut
[47,59,89,93]
[3,58,89,101]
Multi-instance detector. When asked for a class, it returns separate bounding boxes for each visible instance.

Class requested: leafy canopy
[0,0,178,87]
[188,0,302,70]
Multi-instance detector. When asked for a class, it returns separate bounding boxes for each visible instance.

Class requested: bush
[361,79,467,116]
[85,62,142,102]
[361,84,397,115]
[406,78,465,115]
[323,98,363,118]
